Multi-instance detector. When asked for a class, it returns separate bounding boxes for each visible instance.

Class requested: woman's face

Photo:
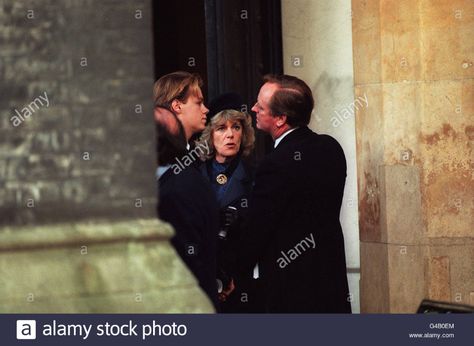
[212,119,243,163]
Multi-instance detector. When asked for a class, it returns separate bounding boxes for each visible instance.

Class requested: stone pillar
[0,220,213,313]
[352,0,474,312]
[0,0,213,312]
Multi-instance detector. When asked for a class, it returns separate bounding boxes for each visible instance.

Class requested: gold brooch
[216,174,228,185]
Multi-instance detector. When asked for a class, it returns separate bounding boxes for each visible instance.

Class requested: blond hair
[196,109,255,161]
[153,71,203,110]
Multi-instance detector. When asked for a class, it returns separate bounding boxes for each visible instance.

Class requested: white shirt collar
[274,127,298,148]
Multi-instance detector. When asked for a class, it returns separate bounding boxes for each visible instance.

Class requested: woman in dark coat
[196,104,258,312]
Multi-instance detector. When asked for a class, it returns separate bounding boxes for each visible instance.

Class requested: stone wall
[353,0,474,312]
[0,0,156,225]
[0,219,214,313]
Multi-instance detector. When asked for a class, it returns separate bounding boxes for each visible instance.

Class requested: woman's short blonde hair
[196,109,255,161]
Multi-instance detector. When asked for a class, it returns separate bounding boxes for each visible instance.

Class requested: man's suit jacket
[158,165,219,308]
[236,126,351,313]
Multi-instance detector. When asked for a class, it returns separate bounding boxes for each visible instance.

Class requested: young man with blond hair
[154,71,209,144]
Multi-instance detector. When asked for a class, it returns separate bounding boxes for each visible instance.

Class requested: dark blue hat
[207,92,244,122]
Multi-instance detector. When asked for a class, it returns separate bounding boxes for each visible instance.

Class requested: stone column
[352,0,474,312]
[0,220,213,313]
[0,0,213,313]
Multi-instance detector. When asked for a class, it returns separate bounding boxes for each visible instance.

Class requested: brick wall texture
[0,0,157,225]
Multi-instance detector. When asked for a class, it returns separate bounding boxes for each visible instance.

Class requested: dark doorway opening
[152,0,209,95]
[152,0,283,162]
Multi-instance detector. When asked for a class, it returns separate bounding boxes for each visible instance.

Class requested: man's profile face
[176,87,209,139]
[252,82,279,135]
